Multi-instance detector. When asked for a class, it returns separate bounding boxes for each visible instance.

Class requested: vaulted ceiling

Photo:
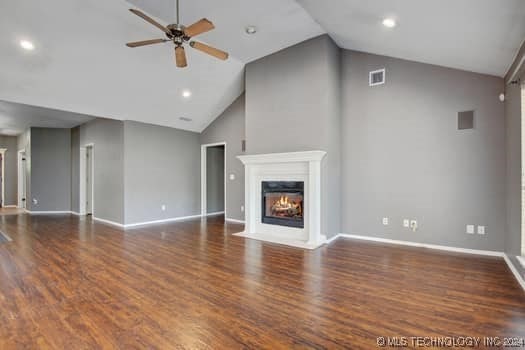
[0,0,523,135]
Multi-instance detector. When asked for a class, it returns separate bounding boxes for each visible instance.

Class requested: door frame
[201,142,227,217]
[0,148,6,207]
[17,149,26,208]
[79,143,95,216]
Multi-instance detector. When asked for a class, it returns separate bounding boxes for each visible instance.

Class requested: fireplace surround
[237,151,327,249]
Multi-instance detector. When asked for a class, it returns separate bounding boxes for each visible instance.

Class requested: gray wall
[123,120,201,225]
[30,128,71,211]
[201,94,246,221]
[206,145,225,213]
[245,35,342,238]
[71,118,125,224]
[341,50,506,251]
[0,135,18,206]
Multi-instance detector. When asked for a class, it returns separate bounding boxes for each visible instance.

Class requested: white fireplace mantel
[237,151,327,249]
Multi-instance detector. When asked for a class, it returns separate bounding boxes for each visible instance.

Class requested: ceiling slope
[298,0,525,77]
[0,0,323,132]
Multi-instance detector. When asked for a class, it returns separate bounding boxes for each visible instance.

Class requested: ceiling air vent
[369,68,386,86]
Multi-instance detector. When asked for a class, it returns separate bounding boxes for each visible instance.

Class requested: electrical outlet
[229,174,235,180]
[241,205,245,212]
[403,219,409,228]
[477,226,485,235]
[382,217,389,225]
[32,198,38,205]
[161,205,166,211]
[410,220,418,232]
[466,225,475,234]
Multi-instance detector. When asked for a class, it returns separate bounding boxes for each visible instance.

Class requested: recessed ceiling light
[182,90,192,98]
[382,18,396,28]
[20,40,35,51]
[245,26,257,35]
[179,117,192,122]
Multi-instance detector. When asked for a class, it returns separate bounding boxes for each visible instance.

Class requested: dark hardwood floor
[0,214,524,349]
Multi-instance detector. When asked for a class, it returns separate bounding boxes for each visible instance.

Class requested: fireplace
[261,181,304,228]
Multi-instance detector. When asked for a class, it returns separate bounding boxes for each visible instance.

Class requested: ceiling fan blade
[184,18,215,37]
[126,39,168,48]
[190,41,229,61]
[129,9,171,35]
[175,46,188,68]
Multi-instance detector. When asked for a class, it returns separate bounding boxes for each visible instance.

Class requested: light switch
[403,219,409,228]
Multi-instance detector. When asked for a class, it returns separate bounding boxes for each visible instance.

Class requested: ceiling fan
[126,0,229,68]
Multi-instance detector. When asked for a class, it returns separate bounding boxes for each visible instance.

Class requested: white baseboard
[124,214,203,228]
[225,217,245,224]
[333,233,503,257]
[205,211,225,216]
[517,256,525,269]
[331,233,524,291]
[3,205,17,208]
[93,216,125,228]
[503,254,525,291]
[26,210,75,215]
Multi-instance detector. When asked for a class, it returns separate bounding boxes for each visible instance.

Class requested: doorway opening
[201,142,226,217]
[80,144,94,216]
[521,82,525,257]
[0,149,5,208]
[17,150,27,209]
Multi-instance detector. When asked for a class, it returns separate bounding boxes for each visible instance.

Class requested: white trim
[330,234,524,291]
[124,214,203,228]
[93,216,125,228]
[201,142,227,218]
[505,38,525,84]
[333,234,503,257]
[17,149,26,209]
[517,256,525,269]
[234,231,323,250]
[0,148,6,208]
[3,205,18,208]
[325,234,340,244]
[503,254,525,291]
[225,217,245,224]
[237,151,326,165]
[0,230,12,242]
[26,210,75,215]
[206,211,225,216]
[70,211,81,216]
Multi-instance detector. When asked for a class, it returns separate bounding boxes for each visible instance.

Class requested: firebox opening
[261,181,304,228]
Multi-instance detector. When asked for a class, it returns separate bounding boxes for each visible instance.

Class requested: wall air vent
[458,111,474,130]
[369,68,386,86]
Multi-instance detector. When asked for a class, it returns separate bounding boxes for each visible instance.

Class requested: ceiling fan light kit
[126,0,229,67]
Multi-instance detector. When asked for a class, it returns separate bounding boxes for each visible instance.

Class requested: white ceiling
[297,0,525,77]
[0,0,323,133]
[0,1,523,135]
[0,100,94,136]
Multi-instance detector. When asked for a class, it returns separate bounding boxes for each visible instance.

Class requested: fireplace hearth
[261,181,304,228]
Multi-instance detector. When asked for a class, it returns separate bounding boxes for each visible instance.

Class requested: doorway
[80,144,94,216]
[201,142,226,217]
[0,149,4,208]
[17,150,26,209]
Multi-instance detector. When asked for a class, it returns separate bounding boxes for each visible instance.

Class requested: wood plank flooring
[0,214,524,349]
